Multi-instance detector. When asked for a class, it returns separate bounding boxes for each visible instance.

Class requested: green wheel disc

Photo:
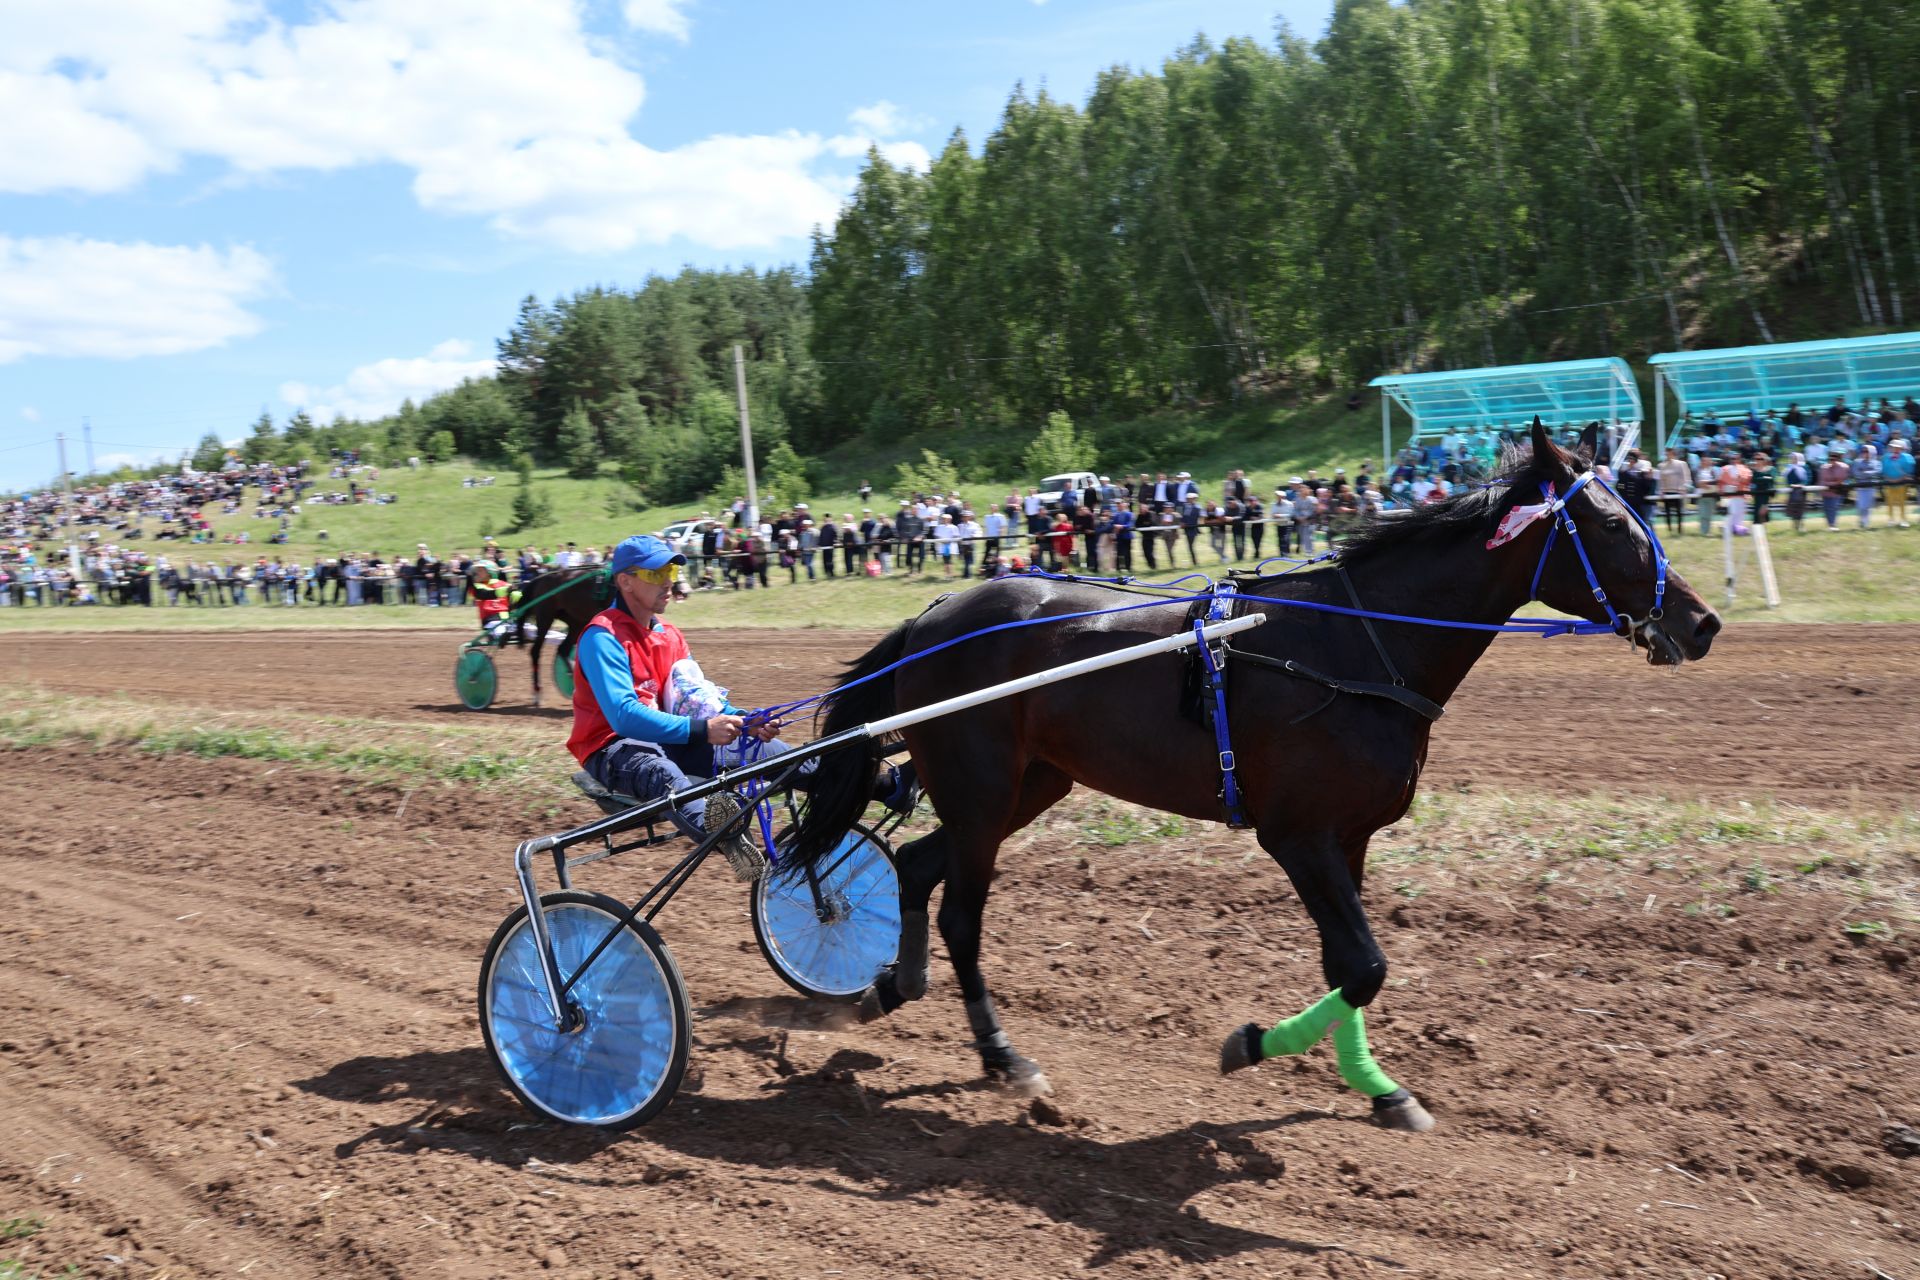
[455,648,498,710]
[552,651,576,700]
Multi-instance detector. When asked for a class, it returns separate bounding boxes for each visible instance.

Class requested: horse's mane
[1330,443,1547,569]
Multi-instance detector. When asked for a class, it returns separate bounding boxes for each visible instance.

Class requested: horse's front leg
[1219,830,1433,1132]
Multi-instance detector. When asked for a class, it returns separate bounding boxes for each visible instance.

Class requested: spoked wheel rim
[752,825,900,1001]
[454,647,497,710]
[551,650,575,700]
[480,895,688,1128]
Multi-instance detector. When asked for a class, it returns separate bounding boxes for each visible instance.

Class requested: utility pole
[82,416,93,476]
[56,432,80,574]
[733,343,759,530]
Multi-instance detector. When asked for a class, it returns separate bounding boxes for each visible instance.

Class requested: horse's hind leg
[529,623,546,708]
[1219,829,1433,1132]
[939,761,1071,1096]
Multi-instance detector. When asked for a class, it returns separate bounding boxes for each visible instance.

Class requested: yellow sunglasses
[625,563,680,585]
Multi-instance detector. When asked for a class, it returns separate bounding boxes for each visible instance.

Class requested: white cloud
[95,448,173,471]
[2,0,885,252]
[280,340,494,423]
[0,235,274,364]
[621,0,695,41]
[20,407,40,422]
[848,100,924,139]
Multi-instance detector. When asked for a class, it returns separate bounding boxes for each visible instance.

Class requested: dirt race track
[2,626,1917,1279]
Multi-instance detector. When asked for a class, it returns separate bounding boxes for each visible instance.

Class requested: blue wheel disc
[481,896,687,1127]
[754,827,900,1000]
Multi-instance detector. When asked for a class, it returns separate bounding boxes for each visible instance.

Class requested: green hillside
[183,392,1379,561]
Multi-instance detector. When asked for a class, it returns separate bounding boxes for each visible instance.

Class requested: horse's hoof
[1220,1022,1264,1075]
[856,985,889,1024]
[1371,1089,1435,1133]
[987,1056,1051,1097]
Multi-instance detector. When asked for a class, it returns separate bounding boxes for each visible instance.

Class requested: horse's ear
[1576,422,1600,465]
[1530,416,1572,482]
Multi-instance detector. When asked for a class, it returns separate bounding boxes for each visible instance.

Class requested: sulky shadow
[295,1039,1404,1270]
[411,702,570,719]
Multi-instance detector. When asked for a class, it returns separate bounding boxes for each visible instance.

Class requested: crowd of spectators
[1612,395,1916,536]
[5,398,1912,610]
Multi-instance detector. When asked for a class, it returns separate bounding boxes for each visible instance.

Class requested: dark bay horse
[515,566,614,708]
[785,422,1720,1130]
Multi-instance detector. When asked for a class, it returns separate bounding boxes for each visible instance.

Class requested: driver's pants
[584,736,814,835]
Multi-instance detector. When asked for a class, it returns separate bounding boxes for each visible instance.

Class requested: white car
[657,517,719,548]
[1035,471,1100,507]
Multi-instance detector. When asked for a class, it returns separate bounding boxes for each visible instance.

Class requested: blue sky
[1,0,1331,491]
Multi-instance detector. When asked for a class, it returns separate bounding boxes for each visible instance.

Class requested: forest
[198,0,1919,506]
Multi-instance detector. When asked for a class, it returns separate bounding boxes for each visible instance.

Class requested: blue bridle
[1527,469,1671,644]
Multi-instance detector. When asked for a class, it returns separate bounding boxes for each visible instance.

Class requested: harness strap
[1336,566,1408,689]
[1224,645,1444,723]
[1192,618,1249,829]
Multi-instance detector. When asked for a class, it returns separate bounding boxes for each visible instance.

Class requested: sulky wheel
[551,649,576,700]
[454,646,498,711]
[479,891,690,1129]
[752,824,900,1001]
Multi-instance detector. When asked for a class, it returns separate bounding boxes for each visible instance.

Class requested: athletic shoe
[702,790,766,883]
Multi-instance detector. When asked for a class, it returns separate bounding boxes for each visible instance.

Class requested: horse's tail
[782,620,914,875]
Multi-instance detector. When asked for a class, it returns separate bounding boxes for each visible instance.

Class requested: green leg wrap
[1331,1008,1400,1098]
[1260,989,1355,1059]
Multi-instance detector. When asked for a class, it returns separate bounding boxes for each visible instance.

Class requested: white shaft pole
[733,344,759,531]
[865,614,1266,738]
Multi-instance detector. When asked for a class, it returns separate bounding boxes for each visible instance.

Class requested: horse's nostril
[1693,612,1722,653]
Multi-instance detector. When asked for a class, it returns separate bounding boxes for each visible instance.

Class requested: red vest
[566,606,692,764]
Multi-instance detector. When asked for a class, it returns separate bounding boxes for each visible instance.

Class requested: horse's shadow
[294,1029,1405,1269]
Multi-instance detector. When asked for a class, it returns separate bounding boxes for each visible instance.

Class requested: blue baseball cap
[609,534,685,576]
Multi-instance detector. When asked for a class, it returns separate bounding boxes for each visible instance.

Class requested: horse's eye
[1605,514,1627,531]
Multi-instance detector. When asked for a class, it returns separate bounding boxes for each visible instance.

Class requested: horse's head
[1523,418,1719,666]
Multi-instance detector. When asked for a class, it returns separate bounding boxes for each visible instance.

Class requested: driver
[567,534,914,883]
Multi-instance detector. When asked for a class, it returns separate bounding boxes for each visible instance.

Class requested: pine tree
[559,401,600,479]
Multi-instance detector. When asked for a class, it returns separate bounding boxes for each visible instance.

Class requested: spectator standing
[1852,445,1881,530]
[1179,496,1202,565]
[1717,455,1752,534]
[1782,452,1813,532]
[1657,449,1690,537]
[817,513,838,578]
[1073,502,1097,572]
[1615,450,1654,524]
[1292,483,1318,555]
[1111,501,1135,573]
[1819,450,1851,530]
[958,512,983,578]
[1048,511,1076,571]
[933,514,961,576]
[796,520,817,580]
[1882,438,1913,527]
[1245,494,1266,559]
[1750,454,1777,525]
[840,514,863,576]
[1693,456,1720,535]
[982,507,1006,562]
[1205,502,1229,564]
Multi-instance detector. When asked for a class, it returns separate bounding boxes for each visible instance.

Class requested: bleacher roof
[1647,331,1920,413]
[1368,357,1640,436]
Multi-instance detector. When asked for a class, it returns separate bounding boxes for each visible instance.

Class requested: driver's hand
[748,718,781,742]
[706,714,745,746]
